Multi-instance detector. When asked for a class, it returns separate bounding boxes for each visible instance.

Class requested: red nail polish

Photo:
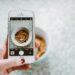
[21,59,25,64]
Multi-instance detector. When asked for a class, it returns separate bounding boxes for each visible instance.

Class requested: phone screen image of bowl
[9,17,33,56]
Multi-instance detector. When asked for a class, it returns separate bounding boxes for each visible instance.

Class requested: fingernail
[21,59,25,64]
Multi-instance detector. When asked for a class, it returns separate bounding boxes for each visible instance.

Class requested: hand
[0,37,41,75]
[0,37,31,75]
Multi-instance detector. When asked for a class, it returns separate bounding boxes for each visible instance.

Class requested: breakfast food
[15,29,29,43]
[35,35,46,59]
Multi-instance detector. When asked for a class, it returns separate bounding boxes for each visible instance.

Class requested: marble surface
[0,0,75,75]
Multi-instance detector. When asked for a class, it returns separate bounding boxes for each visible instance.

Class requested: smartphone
[8,10,35,64]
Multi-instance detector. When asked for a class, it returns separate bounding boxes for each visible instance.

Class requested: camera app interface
[9,17,33,56]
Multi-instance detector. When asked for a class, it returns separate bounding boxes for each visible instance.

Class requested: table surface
[0,0,75,75]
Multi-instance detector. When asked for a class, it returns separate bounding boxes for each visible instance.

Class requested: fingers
[5,36,8,49]
[2,36,8,59]
[4,36,8,59]
[12,64,32,70]
[1,42,7,59]
[0,58,25,70]
[7,64,32,74]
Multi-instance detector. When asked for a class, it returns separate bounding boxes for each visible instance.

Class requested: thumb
[2,36,8,58]
[0,58,24,70]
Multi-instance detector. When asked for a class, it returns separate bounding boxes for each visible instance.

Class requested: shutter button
[19,50,24,56]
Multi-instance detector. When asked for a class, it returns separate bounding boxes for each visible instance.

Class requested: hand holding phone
[8,10,35,64]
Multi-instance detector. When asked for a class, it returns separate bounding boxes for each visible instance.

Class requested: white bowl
[34,27,49,64]
[11,27,32,46]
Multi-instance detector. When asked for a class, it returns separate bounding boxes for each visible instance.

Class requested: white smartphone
[8,10,35,64]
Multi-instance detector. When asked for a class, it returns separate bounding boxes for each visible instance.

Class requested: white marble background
[0,0,75,75]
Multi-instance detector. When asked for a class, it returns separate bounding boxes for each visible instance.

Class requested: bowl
[11,27,32,46]
[34,27,49,64]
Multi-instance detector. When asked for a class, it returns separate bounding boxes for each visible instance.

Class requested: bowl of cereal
[11,27,32,46]
[34,27,49,64]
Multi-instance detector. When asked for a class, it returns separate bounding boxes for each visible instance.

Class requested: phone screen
[8,17,34,56]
